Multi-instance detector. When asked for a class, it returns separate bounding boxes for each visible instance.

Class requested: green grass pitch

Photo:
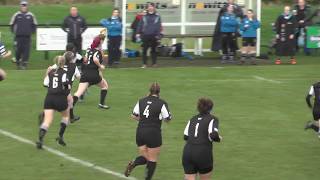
[1,3,320,180]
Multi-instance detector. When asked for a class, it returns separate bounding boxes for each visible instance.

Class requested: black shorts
[80,72,102,86]
[242,37,256,47]
[136,127,162,148]
[313,108,320,121]
[44,95,68,112]
[182,143,213,174]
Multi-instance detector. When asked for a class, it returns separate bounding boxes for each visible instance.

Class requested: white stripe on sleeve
[208,119,218,134]
[43,76,49,87]
[159,104,170,120]
[132,102,140,116]
[184,121,190,136]
[309,86,315,96]
[74,66,81,80]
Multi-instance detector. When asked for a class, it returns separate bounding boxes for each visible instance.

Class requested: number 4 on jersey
[143,105,150,118]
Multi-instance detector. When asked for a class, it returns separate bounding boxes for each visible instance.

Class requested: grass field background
[1,2,320,180]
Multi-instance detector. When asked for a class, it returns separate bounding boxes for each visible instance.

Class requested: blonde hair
[53,55,65,69]
[64,51,75,64]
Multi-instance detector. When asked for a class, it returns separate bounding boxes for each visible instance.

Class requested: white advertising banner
[37,28,107,51]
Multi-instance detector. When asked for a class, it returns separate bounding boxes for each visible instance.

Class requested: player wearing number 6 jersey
[36,56,70,149]
[182,98,222,180]
[124,82,172,180]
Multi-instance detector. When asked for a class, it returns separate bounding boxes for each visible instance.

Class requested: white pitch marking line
[0,129,136,180]
[253,76,282,84]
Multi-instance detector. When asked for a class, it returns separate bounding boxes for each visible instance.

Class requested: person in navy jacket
[220,5,239,63]
[239,9,260,65]
[100,8,123,67]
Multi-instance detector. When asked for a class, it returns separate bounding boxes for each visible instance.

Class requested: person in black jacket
[131,10,147,43]
[212,0,243,52]
[136,3,162,68]
[292,0,312,55]
[62,7,87,55]
[9,1,37,70]
[274,6,298,65]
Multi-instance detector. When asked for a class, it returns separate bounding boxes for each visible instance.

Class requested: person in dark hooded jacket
[211,0,243,52]
[274,6,298,65]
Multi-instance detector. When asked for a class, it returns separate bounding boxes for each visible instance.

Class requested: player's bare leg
[145,147,161,180]
[125,145,148,177]
[97,79,110,109]
[199,172,212,180]
[37,109,54,149]
[184,174,196,180]
[68,94,80,122]
[56,110,69,146]
[0,68,7,81]
[71,82,89,123]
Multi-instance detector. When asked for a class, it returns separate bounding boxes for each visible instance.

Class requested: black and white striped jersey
[0,42,6,57]
[132,95,171,129]
[83,49,103,71]
[43,68,69,96]
[184,113,219,145]
[309,82,320,107]
[50,63,80,83]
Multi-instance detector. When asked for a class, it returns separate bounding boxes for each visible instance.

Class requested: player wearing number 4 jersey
[182,98,222,180]
[124,82,172,180]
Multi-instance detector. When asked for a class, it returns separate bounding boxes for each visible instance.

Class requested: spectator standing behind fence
[131,10,147,43]
[136,3,162,68]
[239,9,260,65]
[62,7,87,55]
[100,8,122,67]
[274,6,298,65]
[293,0,312,55]
[9,1,37,70]
[212,0,243,52]
[220,5,239,64]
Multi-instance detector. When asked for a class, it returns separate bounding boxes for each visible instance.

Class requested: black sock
[59,122,67,138]
[133,156,147,167]
[311,124,319,132]
[39,128,47,142]
[73,96,78,106]
[80,94,84,100]
[100,90,108,105]
[70,108,74,119]
[145,161,157,180]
